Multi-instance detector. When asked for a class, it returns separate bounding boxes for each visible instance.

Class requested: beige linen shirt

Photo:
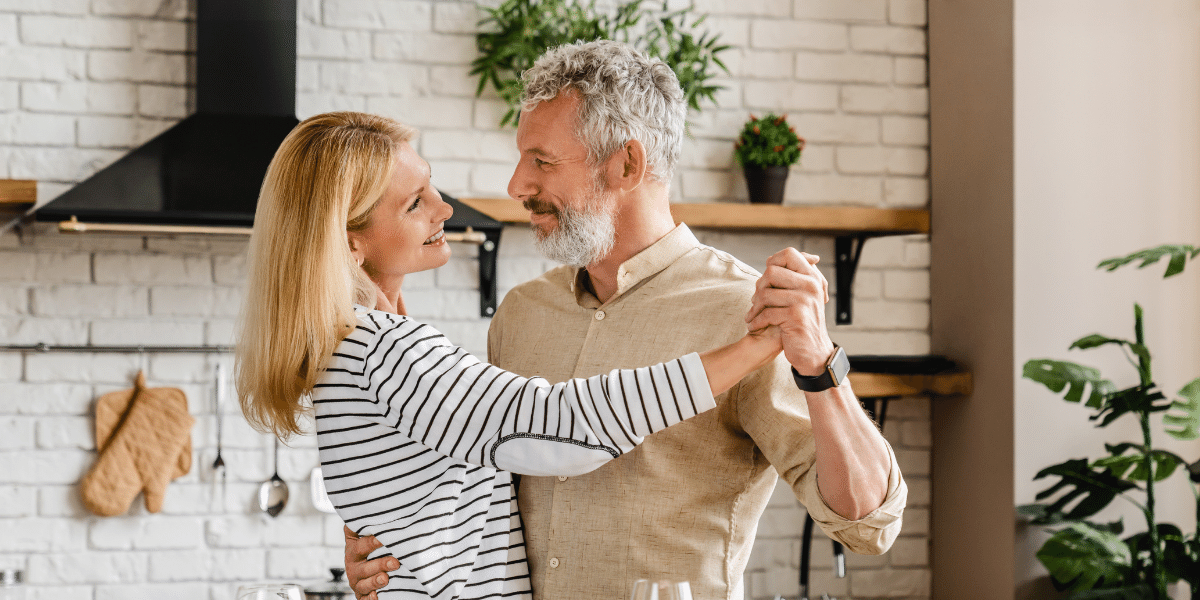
[487,225,907,600]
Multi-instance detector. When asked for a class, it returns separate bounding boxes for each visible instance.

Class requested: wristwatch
[791,345,850,392]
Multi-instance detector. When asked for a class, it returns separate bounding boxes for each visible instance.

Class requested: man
[347,40,906,600]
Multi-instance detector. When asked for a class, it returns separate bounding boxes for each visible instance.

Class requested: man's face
[507,92,616,267]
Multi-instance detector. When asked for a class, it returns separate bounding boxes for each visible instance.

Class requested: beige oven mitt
[81,371,195,516]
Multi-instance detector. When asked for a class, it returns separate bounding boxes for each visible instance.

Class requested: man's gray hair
[521,40,686,183]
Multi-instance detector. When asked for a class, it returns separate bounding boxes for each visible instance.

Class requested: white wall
[0,1,933,598]
[1015,0,1200,594]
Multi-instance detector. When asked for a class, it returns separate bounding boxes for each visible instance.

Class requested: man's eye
[534,158,549,167]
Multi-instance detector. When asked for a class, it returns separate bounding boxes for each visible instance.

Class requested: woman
[236,112,781,600]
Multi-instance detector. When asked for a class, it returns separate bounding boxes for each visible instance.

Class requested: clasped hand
[745,248,837,377]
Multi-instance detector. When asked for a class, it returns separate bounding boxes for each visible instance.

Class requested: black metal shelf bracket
[440,192,505,319]
[477,228,501,317]
[834,234,869,325]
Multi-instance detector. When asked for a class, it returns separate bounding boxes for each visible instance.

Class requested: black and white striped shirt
[314,307,716,600]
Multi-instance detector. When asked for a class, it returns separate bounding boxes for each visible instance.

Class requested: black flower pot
[743,164,789,205]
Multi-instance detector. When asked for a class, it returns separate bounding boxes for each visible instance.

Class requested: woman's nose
[434,190,453,221]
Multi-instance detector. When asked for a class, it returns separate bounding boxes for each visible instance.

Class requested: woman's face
[349,141,454,281]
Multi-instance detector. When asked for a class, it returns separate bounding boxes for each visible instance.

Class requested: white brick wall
[0,1,930,598]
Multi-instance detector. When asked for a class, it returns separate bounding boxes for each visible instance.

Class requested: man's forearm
[806,380,892,520]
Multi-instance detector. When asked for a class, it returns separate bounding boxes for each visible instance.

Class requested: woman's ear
[608,139,648,192]
[347,232,366,267]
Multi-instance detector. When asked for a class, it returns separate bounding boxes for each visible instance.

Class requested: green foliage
[1098,244,1200,278]
[1061,586,1155,600]
[1038,523,1134,592]
[1024,359,1115,409]
[732,113,804,167]
[471,0,730,127]
[1163,378,1200,440]
[1028,458,1139,524]
[1021,243,1200,600]
[1094,385,1171,428]
[1095,444,1186,483]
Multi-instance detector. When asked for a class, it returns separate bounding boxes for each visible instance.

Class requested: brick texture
[0,1,930,598]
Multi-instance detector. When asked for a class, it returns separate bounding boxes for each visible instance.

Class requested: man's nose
[507,160,533,201]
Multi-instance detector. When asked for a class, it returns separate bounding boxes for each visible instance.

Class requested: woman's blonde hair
[236,111,417,439]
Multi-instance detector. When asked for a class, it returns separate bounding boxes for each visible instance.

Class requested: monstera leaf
[1025,359,1116,409]
[1070,334,1151,373]
[1163,378,1200,440]
[1098,244,1199,278]
[1030,459,1138,523]
[1094,385,1171,428]
[1124,523,1193,585]
[1093,444,1185,483]
[1038,522,1134,592]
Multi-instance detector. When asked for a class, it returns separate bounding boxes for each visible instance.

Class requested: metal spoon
[258,437,289,517]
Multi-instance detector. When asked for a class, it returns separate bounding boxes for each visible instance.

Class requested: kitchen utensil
[310,467,335,514]
[258,437,289,517]
[303,568,354,600]
[236,583,303,600]
[212,363,227,507]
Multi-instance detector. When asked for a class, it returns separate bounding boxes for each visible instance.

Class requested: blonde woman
[236,112,781,600]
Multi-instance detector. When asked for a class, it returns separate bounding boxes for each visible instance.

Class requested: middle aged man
[347,40,906,600]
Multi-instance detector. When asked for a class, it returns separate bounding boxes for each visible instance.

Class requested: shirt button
[595,310,606,321]
[549,557,560,568]
[557,476,567,482]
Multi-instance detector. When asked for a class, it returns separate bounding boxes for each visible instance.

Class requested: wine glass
[659,581,692,600]
[630,579,657,600]
[629,580,692,600]
[235,583,304,600]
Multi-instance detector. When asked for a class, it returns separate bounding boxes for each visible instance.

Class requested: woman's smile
[423,229,446,246]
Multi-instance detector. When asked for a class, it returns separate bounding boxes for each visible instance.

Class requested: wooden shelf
[458,197,930,236]
[0,180,36,227]
[849,371,973,399]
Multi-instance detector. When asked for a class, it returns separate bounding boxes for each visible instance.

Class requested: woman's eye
[406,196,421,213]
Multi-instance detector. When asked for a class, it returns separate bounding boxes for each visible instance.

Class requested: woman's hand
[344,526,397,600]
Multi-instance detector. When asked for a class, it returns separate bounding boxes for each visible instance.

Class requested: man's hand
[344,525,398,600]
[745,248,836,375]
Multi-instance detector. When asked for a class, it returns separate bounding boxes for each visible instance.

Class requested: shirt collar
[571,223,700,307]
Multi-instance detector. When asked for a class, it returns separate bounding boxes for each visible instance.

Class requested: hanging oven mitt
[81,371,195,516]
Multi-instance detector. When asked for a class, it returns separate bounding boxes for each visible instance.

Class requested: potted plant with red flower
[733,113,805,204]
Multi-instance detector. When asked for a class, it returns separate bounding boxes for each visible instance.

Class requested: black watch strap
[791,346,850,392]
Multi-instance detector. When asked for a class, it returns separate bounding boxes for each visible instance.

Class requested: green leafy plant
[733,113,805,168]
[1019,243,1200,600]
[471,0,730,127]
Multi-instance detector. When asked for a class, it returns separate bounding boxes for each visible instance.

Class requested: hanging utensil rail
[0,344,234,353]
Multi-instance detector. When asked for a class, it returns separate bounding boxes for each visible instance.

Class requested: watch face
[829,346,850,385]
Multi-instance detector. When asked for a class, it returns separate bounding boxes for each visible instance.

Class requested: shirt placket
[541,294,620,598]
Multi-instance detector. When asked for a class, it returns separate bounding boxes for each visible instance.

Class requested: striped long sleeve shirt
[313,307,717,600]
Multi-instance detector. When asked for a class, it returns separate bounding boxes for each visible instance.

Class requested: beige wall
[929,0,1016,598]
[932,0,1200,597]
[1014,0,1200,596]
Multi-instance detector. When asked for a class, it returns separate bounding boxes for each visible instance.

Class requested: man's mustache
[523,198,559,215]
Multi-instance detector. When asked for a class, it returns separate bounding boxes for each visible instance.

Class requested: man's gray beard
[532,194,616,268]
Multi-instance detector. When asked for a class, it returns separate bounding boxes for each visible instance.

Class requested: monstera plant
[1019,244,1200,600]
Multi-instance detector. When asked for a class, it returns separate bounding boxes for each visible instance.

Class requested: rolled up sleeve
[736,354,907,555]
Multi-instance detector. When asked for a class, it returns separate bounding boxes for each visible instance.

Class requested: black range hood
[36,0,299,228]
[33,0,505,317]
